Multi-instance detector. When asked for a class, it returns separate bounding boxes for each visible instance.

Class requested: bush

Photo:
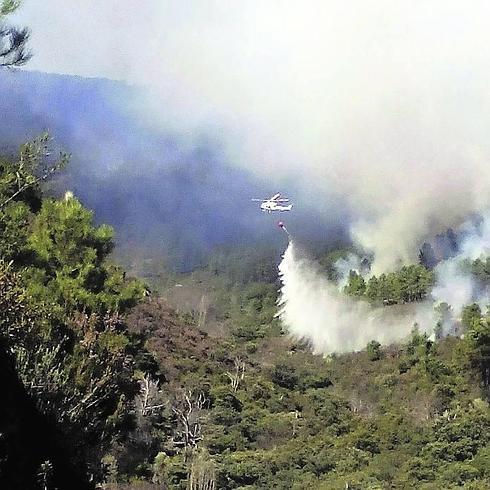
[367,340,382,361]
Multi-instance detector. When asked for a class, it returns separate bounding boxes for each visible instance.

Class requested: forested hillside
[0,68,345,273]
[0,136,489,489]
[1,3,489,489]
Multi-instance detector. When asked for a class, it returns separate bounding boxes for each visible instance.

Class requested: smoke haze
[432,212,490,315]
[6,2,490,352]
[278,213,489,354]
[277,242,435,354]
[13,1,490,271]
[0,70,346,271]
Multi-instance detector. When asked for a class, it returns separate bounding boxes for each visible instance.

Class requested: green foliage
[188,449,216,490]
[365,275,380,301]
[1,139,489,489]
[461,303,482,330]
[0,260,141,486]
[26,196,145,315]
[0,140,151,486]
[347,264,435,304]
[367,340,382,361]
[206,246,278,284]
[463,315,490,386]
[0,0,31,66]
[14,310,139,461]
[1,0,20,16]
[344,270,366,296]
[0,260,35,339]
[271,362,299,389]
[0,136,68,264]
[152,452,171,486]
[465,256,490,287]
[0,134,67,210]
[317,247,356,281]
[0,201,31,261]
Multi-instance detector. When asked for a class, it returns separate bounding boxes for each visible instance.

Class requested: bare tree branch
[226,356,246,393]
[171,390,208,455]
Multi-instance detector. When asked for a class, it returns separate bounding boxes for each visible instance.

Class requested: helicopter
[251,193,293,213]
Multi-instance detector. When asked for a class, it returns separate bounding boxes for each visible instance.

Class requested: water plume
[277,242,433,354]
[278,211,489,354]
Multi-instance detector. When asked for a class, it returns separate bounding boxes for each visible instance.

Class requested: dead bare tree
[226,357,246,393]
[171,390,208,456]
[288,409,302,436]
[197,295,209,329]
[136,373,166,417]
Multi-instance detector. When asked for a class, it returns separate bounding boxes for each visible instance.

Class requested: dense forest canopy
[0,134,489,489]
[0,3,489,489]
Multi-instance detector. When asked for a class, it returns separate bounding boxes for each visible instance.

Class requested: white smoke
[14,1,490,272]
[459,212,490,260]
[277,212,489,354]
[277,242,434,354]
[13,2,490,352]
[432,211,490,316]
[431,260,475,317]
[334,253,365,290]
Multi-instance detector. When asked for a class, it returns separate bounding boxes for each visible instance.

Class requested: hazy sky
[12,1,490,270]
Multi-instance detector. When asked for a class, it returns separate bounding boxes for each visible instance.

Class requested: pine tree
[0,1,31,67]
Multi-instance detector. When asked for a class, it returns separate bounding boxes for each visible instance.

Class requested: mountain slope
[0,70,346,272]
